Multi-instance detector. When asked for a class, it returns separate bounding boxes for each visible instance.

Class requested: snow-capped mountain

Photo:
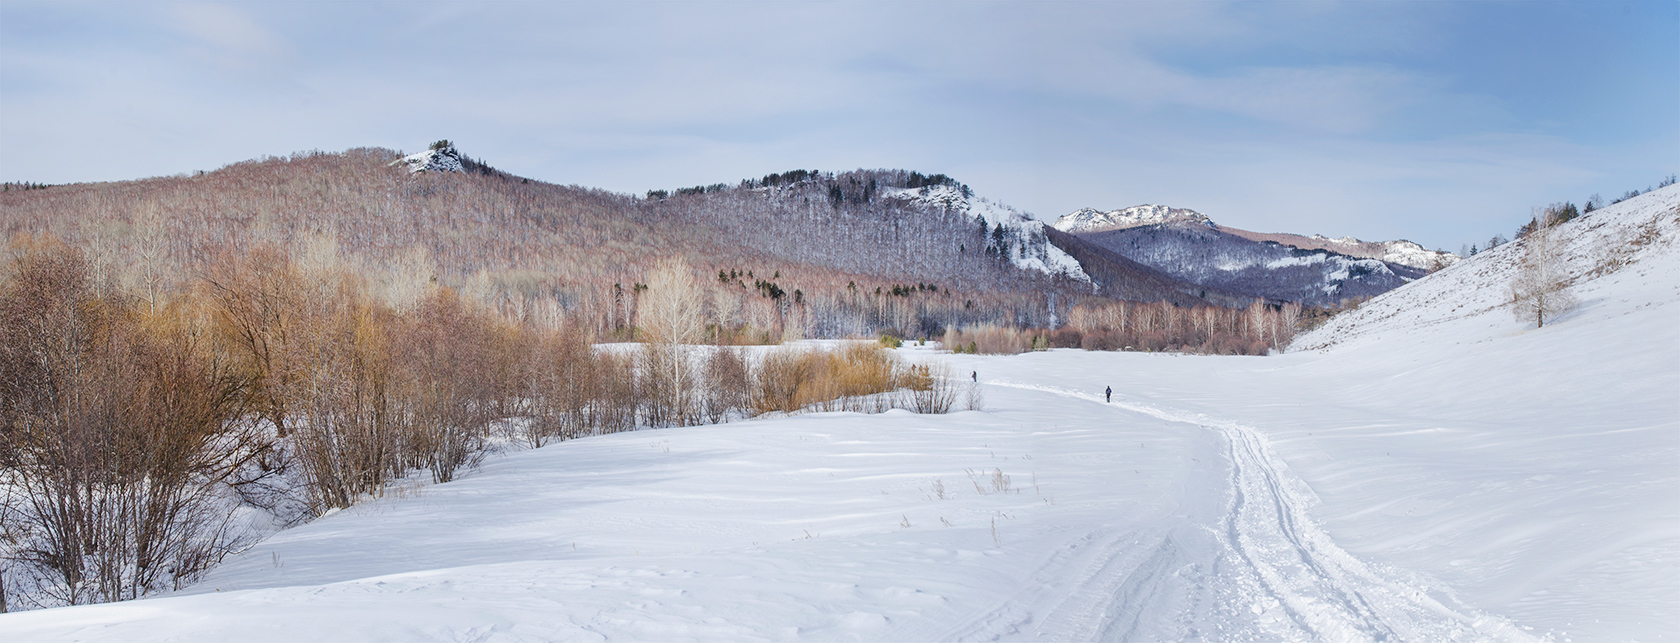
[1231,232,1458,272]
[1049,204,1454,305]
[392,143,466,174]
[886,185,1090,283]
[1052,204,1211,233]
[1052,205,1458,272]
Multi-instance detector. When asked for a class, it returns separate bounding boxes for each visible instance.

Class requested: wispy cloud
[168,2,287,61]
[0,1,1672,251]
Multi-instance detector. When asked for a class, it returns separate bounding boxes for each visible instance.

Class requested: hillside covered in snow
[4,188,1674,641]
[1049,204,1458,305]
[883,184,1088,283]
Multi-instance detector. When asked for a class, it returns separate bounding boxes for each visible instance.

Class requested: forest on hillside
[2,149,1101,341]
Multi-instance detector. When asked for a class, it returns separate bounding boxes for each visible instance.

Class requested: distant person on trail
[972,371,977,382]
[1105,386,1112,403]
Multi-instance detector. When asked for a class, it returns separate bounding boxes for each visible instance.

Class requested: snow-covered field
[3,189,1675,641]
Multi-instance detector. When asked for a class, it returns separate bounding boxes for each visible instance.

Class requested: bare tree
[638,258,705,426]
[1509,218,1577,328]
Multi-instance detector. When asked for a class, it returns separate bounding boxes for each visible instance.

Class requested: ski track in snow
[986,380,1539,643]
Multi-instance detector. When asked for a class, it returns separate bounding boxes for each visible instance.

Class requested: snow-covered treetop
[1051,204,1213,233]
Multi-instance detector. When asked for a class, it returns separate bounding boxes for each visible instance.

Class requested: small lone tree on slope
[1509,216,1576,328]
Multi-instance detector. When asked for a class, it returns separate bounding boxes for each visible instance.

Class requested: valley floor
[4,192,1677,641]
[3,332,1673,641]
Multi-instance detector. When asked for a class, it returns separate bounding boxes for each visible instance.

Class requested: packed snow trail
[988,380,1537,642]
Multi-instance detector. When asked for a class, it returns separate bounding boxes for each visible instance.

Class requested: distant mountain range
[1049,204,1458,306]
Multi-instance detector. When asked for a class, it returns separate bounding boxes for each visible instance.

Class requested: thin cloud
[168,2,287,61]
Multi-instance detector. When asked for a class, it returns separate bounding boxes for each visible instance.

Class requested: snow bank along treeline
[0,240,971,611]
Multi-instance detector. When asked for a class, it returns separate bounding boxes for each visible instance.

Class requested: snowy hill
[1051,204,1212,233]
[1297,184,1680,351]
[886,184,1089,282]
[1050,204,1457,273]
[1225,230,1458,272]
[1049,204,1450,305]
[1068,219,1422,305]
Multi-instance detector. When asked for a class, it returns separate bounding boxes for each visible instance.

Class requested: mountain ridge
[1051,204,1457,272]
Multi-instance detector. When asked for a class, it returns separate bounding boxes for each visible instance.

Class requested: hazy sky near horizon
[2,1,1675,251]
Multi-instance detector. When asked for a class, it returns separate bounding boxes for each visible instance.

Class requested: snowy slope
[885,185,1090,282]
[1073,221,1420,305]
[1298,184,1680,351]
[1051,204,1212,233]
[4,190,1675,641]
[1049,204,1451,304]
[1053,205,1459,272]
[1312,236,1458,272]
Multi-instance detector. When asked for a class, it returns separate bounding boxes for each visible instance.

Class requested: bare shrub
[903,362,958,414]
[0,238,263,606]
[749,343,920,415]
[964,380,985,411]
[700,346,751,423]
[525,323,592,447]
[588,351,639,436]
[394,288,502,484]
[751,347,826,415]
[830,344,899,413]
[202,245,305,438]
[942,324,1033,355]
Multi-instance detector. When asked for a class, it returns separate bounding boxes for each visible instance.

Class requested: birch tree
[1509,219,1576,328]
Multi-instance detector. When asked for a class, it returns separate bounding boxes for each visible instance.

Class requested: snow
[4,191,1676,641]
[1377,239,1458,271]
[1055,206,1458,272]
[1050,204,1212,233]
[884,185,1090,282]
[392,146,465,174]
[1310,235,1460,272]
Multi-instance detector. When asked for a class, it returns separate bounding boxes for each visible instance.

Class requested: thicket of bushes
[0,238,960,611]
[942,298,1303,356]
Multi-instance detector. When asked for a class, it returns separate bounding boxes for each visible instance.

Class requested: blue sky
[2,1,1675,251]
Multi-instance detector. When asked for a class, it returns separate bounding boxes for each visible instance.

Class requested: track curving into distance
[974,381,1538,642]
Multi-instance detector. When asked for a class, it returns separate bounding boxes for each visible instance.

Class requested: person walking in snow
[972,371,977,382]
[1105,386,1112,403]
